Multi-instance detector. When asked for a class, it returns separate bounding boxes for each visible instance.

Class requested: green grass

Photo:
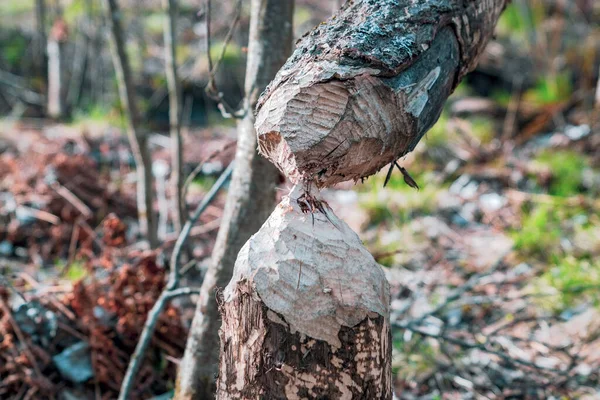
[470,116,496,145]
[189,175,218,193]
[422,112,450,148]
[534,150,589,197]
[524,72,572,105]
[392,330,439,379]
[536,256,600,311]
[55,260,88,282]
[513,205,561,260]
[73,103,124,128]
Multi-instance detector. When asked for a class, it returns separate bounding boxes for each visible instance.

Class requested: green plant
[513,205,561,259]
[2,35,27,68]
[538,256,600,310]
[524,72,572,105]
[534,150,589,197]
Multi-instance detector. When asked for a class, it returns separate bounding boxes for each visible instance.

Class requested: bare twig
[204,0,247,119]
[182,141,236,208]
[51,182,93,219]
[118,162,234,400]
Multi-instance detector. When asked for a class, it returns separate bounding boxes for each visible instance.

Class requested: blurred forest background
[1,0,600,399]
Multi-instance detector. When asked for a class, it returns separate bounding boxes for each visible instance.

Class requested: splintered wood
[218,185,391,398]
[256,0,508,187]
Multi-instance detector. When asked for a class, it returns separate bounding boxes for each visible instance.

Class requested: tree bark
[104,0,158,247]
[162,0,185,233]
[47,18,67,119]
[217,185,392,399]
[256,0,509,187]
[174,1,294,398]
[34,0,47,77]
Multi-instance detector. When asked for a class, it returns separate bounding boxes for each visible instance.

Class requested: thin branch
[393,320,570,376]
[182,141,236,209]
[169,161,234,289]
[118,162,234,400]
[204,0,246,119]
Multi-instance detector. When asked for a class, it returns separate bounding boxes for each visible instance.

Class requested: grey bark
[162,0,185,233]
[256,0,509,187]
[34,0,47,76]
[104,0,158,247]
[47,18,66,119]
[174,1,294,398]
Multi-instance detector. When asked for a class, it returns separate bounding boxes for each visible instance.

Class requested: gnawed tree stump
[217,185,391,399]
[256,0,509,187]
[217,0,509,398]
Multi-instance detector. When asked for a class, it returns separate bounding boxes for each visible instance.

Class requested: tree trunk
[174,1,294,398]
[256,0,509,188]
[47,18,67,119]
[104,0,158,247]
[34,0,47,77]
[162,0,185,233]
[217,185,392,399]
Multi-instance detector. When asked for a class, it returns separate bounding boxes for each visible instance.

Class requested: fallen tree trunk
[256,0,509,187]
[217,186,391,399]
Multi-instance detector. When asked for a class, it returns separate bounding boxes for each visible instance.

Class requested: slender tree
[47,16,67,119]
[162,0,185,233]
[104,0,158,247]
[34,0,47,77]
[174,1,294,398]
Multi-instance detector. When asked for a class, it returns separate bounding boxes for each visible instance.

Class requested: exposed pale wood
[217,185,391,399]
[255,0,509,187]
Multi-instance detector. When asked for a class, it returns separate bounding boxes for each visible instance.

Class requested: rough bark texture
[255,0,509,187]
[216,186,391,399]
[162,0,185,233]
[174,1,294,398]
[34,0,47,76]
[105,0,158,247]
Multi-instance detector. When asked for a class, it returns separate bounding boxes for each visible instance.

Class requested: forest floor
[1,1,600,399]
